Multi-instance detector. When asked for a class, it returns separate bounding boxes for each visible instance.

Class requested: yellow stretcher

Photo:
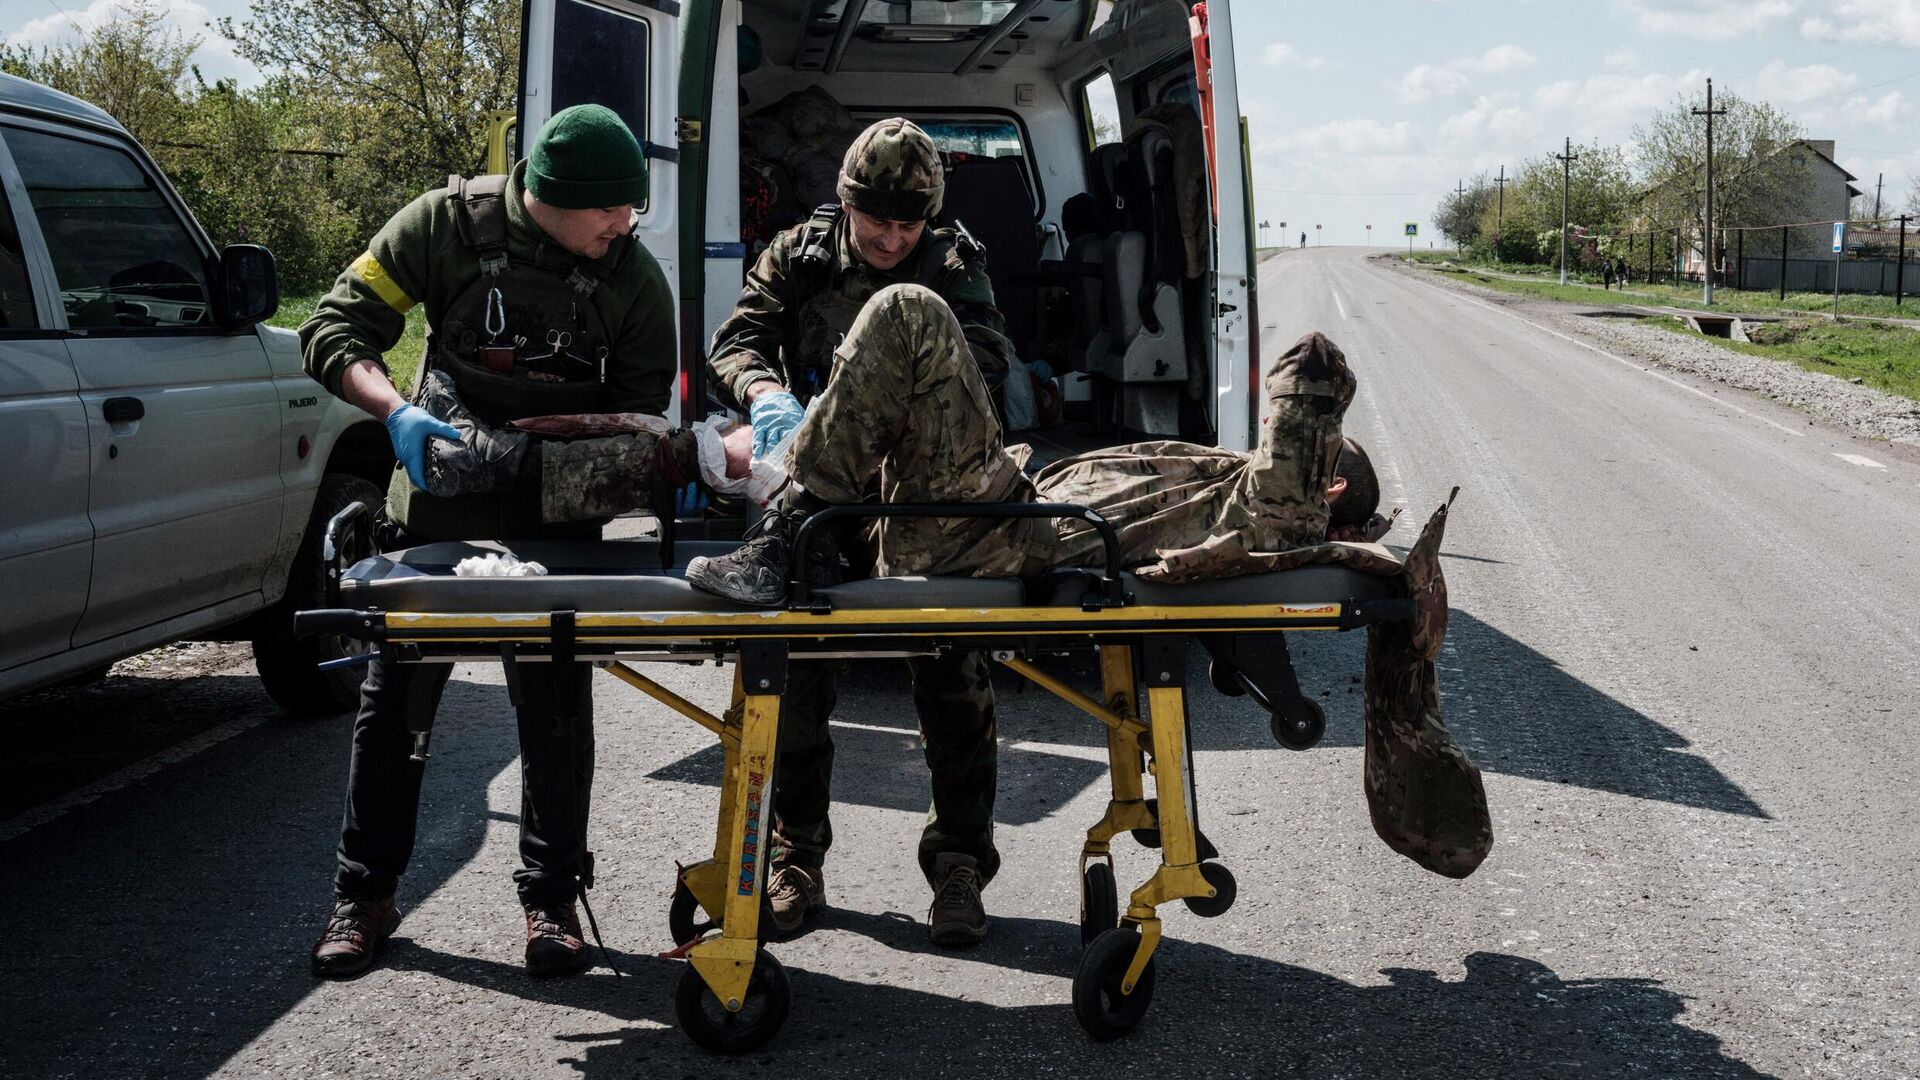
[298,503,1415,1052]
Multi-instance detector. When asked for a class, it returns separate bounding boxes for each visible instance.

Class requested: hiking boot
[927,853,989,947]
[765,864,826,936]
[684,504,840,606]
[417,370,529,498]
[311,895,402,979]
[524,900,591,977]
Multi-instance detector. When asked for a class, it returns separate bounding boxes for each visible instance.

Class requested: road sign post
[1831,221,1845,321]
[1404,222,1417,258]
[1366,224,1372,246]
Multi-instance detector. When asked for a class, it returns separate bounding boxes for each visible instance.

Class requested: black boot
[416,370,529,498]
[684,496,843,606]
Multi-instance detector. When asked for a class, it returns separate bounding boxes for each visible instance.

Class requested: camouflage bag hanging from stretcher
[1134,492,1493,880]
[1361,491,1491,879]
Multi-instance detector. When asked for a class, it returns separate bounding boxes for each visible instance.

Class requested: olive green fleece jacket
[299,161,676,540]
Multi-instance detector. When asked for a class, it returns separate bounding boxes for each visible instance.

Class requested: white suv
[0,74,393,713]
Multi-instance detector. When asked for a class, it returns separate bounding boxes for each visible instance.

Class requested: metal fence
[1736,256,1915,297]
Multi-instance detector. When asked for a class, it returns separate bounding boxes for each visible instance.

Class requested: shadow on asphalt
[0,674,527,1080]
[643,609,1767,824]
[392,910,1774,1079]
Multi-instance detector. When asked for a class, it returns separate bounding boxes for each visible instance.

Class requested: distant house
[1642,139,1862,274]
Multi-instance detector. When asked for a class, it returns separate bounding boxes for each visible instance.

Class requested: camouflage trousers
[768,651,1002,887]
[786,286,1355,577]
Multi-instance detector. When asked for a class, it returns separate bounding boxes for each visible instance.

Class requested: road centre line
[1331,286,1350,320]
[1833,453,1887,469]
[1405,274,1808,439]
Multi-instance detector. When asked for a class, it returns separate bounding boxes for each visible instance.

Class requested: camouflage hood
[837,117,944,221]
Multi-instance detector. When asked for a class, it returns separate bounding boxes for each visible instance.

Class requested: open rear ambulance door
[1194,2,1257,452]
[518,0,685,419]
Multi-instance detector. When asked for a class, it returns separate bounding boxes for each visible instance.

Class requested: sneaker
[311,895,403,979]
[927,853,989,947]
[417,370,528,498]
[524,900,591,977]
[764,864,826,936]
[684,505,840,606]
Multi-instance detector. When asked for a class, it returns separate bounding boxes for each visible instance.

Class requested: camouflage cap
[837,117,944,221]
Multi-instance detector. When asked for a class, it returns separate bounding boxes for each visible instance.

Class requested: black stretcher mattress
[340,540,1402,613]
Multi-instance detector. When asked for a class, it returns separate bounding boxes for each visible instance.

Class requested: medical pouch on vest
[421,173,618,426]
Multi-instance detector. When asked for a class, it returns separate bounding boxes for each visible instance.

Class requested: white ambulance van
[511,0,1263,451]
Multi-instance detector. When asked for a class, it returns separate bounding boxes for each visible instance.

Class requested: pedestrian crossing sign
[1404,223,1418,236]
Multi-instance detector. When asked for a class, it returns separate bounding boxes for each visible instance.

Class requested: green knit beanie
[526,105,649,209]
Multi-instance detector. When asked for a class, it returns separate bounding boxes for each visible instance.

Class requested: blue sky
[8,0,1918,244]
[1231,0,1920,245]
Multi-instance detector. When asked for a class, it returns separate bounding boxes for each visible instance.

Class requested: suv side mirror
[219,244,279,328]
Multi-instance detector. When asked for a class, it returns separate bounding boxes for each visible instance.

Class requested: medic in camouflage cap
[837,117,945,223]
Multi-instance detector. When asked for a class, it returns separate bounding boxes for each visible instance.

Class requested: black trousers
[333,655,595,907]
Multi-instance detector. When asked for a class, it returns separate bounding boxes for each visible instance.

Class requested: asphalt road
[4,246,1915,1079]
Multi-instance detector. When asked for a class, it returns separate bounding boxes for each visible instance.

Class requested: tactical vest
[419,174,626,426]
[781,203,984,402]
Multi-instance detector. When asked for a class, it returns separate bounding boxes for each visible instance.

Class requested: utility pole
[1454,179,1468,256]
[1557,137,1578,285]
[1493,165,1510,261]
[1873,174,1883,221]
[1694,78,1727,304]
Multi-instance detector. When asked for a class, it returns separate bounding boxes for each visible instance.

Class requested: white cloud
[1263,117,1419,157]
[1801,0,1920,45]
[1845,90,1915,129]
[1260,41,1328,69]
[1603,50,1639,69]
[1611,0,1797,41]
[1457,45,1539,74]
[1752,60,1857,101]
[5,0,258,87]
[1394,44,1538,104]
[1397,63,1471,104]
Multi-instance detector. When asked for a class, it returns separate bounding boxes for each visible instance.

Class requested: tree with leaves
[220,0,520,235]
[0,0,195,149]
[1471,142,1634,267]
[1633,88,1811,252]
[1433,173,1496,251]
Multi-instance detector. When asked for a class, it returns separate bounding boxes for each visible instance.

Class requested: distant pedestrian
[1602,259,1614,290]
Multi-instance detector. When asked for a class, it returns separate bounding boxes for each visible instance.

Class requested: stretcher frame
[298,501,1415,1050]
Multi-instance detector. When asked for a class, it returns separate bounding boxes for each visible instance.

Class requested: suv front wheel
[253,472,385,716]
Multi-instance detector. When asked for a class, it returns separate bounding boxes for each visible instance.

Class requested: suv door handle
[102,396,145,423]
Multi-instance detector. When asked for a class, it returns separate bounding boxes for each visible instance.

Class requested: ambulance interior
[720,0,1237,448]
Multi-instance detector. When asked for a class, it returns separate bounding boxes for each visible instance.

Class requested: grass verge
[1403,253,1919,320]
[269,292,427,393]
[1637,316,1920,401]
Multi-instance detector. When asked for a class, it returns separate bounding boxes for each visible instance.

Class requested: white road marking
[1332,287,1350,320]
[1410,277,1808,439]
[1833,453,1887,469]
[832,718,1106,760]
[0,704,277,844]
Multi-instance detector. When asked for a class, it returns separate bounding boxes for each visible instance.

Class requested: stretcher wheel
[673,948,792,1054]
[669,880,777,945]
[1208,660,1247,698]
[1270,699,1326,751]
[1073,927,1157,1040]
[1080,861,1119,945]
[1182,862,1237,918]
[669,881,718,946]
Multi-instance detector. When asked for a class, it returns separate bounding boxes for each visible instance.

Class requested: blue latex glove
[673,482,708,518]
[384,403,462,492]
[749,389,805,459]
[1030,360,1054,382]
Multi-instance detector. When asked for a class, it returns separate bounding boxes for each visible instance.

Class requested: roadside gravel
[1394,259,1920,449]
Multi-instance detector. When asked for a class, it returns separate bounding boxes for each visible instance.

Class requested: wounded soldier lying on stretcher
[414,294,1491,879]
